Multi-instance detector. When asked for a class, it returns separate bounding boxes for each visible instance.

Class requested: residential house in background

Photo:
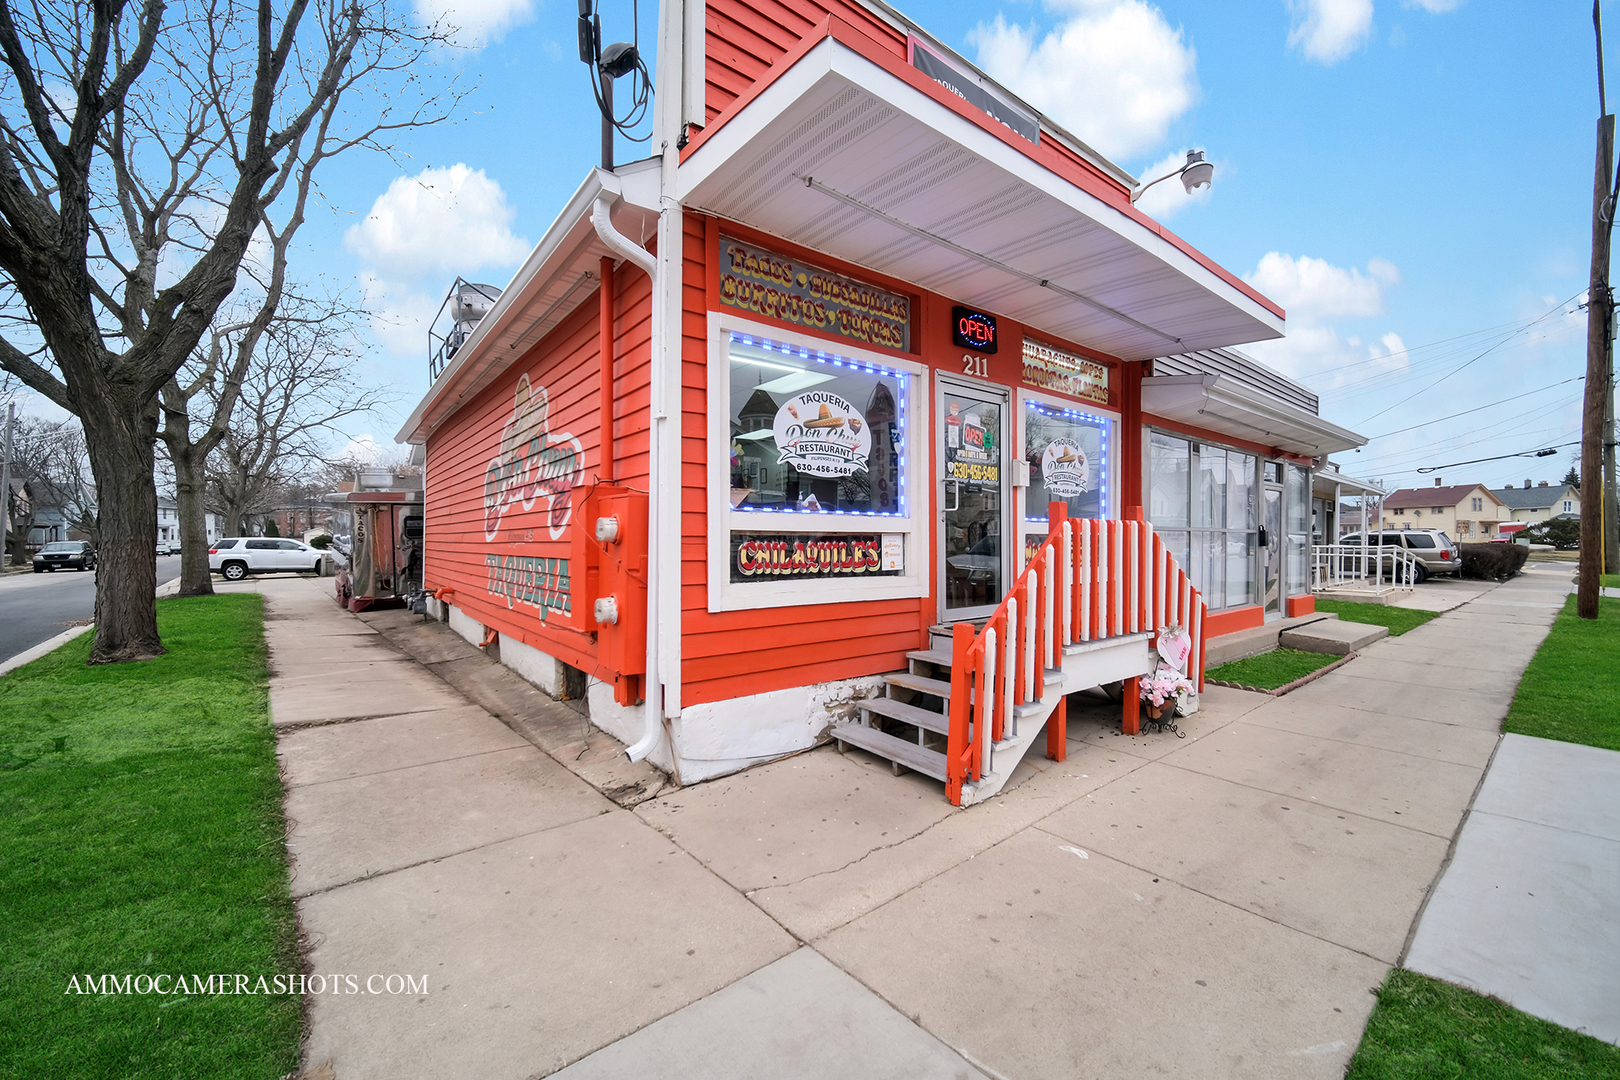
[1491,480,1579,524]
[156,497,222,547]
[1381,482,1508,539]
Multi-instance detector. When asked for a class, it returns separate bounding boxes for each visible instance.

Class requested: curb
[0,624,94,677]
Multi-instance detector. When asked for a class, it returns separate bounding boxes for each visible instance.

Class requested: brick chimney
[1434,477,1442,487]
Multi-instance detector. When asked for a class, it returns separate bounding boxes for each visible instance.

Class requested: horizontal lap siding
[424,266,654,676]
[705,0,906,123]
[680,213,924,708]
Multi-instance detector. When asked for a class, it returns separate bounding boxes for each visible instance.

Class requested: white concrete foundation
[500,632,565,696]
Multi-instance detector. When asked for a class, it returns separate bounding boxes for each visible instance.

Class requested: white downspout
[590,191,662,762]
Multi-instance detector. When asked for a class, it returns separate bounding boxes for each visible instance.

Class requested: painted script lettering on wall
[483,374,584,541]
[719,237,910,351]
[1022,340,1109,405]
[485,554,571,622]
[729,534,902,583]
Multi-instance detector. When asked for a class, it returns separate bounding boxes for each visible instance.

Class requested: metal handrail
[1311,542,1417,594]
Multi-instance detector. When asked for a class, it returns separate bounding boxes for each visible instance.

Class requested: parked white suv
[209,537,325,581]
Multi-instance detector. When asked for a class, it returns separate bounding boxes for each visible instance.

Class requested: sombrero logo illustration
[772,392,871,478]
[1040,438,1089,498]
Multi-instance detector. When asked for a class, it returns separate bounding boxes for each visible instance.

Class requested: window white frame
[1015,386,1118,528]
[707,312,929,612]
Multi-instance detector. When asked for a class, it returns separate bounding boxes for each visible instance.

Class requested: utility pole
[1584,4,1615,618]
[1580,108,1612,620]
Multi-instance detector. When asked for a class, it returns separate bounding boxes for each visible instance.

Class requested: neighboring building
[1491,480,1579,524]
[155,496,222,546]
[397,1,1365,787]
[1381,483,1509,539]
[263,504,334,541]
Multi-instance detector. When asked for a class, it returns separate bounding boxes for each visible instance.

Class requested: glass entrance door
[939,379,1009,622]
[1262,483,1283,616]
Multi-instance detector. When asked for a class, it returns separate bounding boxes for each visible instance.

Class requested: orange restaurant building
[397,0,1366,803]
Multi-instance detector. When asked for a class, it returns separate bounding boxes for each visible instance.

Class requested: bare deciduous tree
[160,286,362,594]
[5,413,97,559]
[0,0,457,661]
[207,311,391,537]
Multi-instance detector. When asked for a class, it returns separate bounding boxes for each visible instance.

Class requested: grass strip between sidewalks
[1347,969,1620,1079]
[1206,647,1341,691]
[0,594,300,1079]
[1311,598,1440,637]
[1503,594,1620,751]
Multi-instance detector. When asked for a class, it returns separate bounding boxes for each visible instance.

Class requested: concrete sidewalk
[255,565,1579,1079]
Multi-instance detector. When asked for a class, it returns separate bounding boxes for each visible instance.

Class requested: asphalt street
[0,554,181,664]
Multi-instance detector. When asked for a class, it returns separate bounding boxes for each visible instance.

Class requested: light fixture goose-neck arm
[1130,149,1215,204]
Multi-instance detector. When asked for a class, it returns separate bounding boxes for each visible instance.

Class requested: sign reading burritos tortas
[1022,340,1109,405]
[730,533,902,583]
[772,391,871,478]
[720,237,910,351]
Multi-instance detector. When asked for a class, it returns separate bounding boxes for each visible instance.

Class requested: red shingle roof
[1382,485,1499,509]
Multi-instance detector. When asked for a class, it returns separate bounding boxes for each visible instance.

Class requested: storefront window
[726,331,909,517]
[1023,400,1109,522]
[1146,430,1260,612]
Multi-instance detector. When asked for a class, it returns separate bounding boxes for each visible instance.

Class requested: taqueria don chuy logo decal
[771,392,871,478]
[1039,438,1090,498]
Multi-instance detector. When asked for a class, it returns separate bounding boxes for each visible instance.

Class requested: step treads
[886,672,951,699]
[832,724,948,781]
[860,695,950,735]
[906,648,954,668]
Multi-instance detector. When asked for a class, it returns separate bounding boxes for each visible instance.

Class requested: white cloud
[969,0,1198,161]
[1132,147,1217,221]
[1241,254,1406,383]
[346,164,528,365]
[345,164,528,282]
[1287,0,1374,65]
[1246,252,1398,321]
[414,0,535,46]
[1403,0,1462,11]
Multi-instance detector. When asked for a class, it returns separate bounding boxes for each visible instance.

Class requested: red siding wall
[423,265,654,678]
[704,0,905,125]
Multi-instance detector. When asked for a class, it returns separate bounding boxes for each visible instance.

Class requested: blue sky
[304,0,1602,493]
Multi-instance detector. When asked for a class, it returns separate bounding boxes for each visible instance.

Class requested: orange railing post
[1046,689,1067,762]
[946,622,974,805]
[1123,674,1141,736]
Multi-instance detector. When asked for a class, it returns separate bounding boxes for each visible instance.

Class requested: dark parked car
[33,540,97,573]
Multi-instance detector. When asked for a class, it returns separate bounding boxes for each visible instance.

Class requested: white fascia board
[1143,374,1367,456]
[397,169,619,444]
[676,36,1284,340]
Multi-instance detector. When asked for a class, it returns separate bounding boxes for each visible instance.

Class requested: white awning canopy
[1141,374,1367,457]
[679,34,1285,362]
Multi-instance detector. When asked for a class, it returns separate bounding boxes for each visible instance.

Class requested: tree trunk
[80,397,163,663]
[172,446,215,597]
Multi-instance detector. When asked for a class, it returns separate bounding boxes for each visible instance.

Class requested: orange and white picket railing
[944,503,1208,806]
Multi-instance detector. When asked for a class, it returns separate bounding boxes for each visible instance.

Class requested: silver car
[1338,529,1460,583]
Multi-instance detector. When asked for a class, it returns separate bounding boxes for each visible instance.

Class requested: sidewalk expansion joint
[289,809,621,901]
[282,744,539,790]
[273,708,450,733]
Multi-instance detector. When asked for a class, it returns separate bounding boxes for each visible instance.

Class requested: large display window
[1019,393,1114,564]
[1148,430,1262,612]
[707,313,927,612]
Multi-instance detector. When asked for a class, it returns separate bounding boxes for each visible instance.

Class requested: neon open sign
[953,306,998,353]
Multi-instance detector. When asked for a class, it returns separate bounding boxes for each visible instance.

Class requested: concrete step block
[1280,619,1388,655]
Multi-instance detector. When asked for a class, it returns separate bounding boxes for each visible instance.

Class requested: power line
[1365,377,1584,440]
[1415,442,1578,474]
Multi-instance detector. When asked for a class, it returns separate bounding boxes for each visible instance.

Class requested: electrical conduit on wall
[590,188,663,763]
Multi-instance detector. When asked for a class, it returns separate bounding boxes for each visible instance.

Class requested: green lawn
[1206,647,1342,690]
[1312,598,1441,637]
[0,594,300,1079]
[1603,573,1620,589]
[1503,594,1620,751]
[1347,969,1620,1079]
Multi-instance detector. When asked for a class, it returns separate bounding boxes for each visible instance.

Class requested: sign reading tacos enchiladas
[719,236,910,351]
[1022,340,1109,405]
[730,533,902,583]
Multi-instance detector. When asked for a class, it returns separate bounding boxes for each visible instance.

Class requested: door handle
[944,477,960,513]
[1258,526,1269,548]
